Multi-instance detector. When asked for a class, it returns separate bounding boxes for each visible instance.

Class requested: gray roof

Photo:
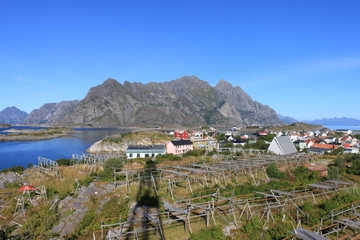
[127,145,165,150]
[268,136,298,155]
[292,227,329,240]
[126,145,165,153]
[171,140,193,146]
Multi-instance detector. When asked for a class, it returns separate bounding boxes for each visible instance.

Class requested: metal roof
[292,228,329,240]
[268,136,298,155]
[127,145,165,150]
[171,139,193,146]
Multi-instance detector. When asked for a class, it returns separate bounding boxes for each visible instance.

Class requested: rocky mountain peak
[23,76,283,127]
[0,106,28,124]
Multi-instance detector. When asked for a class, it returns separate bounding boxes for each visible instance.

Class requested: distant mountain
[277,114,298,124]
[23,101,79,125]
[0,106,28,124]
[304,117,360,126]
[23,76,283,127]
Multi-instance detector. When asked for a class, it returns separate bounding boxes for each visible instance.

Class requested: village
[124,126,360,177]
[2,124,360,239]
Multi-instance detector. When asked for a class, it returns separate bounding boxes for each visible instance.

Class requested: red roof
[311,143,338,149]
[343,143,351,148]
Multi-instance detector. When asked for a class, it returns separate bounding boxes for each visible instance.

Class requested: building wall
[166,142,193,155]
[126,151,165,159]
[174,130,189,139]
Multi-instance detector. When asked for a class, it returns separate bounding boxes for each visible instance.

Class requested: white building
[268,136,298,155]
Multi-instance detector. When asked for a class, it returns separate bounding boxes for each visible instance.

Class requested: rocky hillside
[0,106,28,124]
[23,101,79,125]
[87,131,172,153]
[24,76,283,127]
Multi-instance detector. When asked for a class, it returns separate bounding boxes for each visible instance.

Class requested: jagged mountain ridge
[24,101,79,125]
[277,114,298,124]
[0,106,28,124]
[24,76,283,127]
[304,117,360,126]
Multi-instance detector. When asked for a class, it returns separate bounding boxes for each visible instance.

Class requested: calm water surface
[0,127,132,170]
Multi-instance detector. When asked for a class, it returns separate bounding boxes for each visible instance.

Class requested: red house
[174,130,189,140]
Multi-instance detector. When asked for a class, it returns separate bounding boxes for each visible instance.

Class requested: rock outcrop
[87,137,168,153]
[51,182,112,237]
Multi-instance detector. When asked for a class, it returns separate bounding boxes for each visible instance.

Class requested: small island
[0,123,11,128]
[0,127,76,141]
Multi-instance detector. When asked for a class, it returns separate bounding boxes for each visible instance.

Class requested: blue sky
[1,1,359,121]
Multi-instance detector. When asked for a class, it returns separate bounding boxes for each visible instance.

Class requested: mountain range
[277,114,360,126]
[6,76,283,127]
[1,76,359,127]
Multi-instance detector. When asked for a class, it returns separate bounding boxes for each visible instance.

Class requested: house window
[130,154,133,158]
[137,154,140,158]
[145,154,149,158]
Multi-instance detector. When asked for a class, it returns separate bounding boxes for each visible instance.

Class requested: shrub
[328,166,339,179]
[98,157,124,181]
[183,149,205,157]
[0,165,25,174]
[267,220,293,240]
[56,158,72,166]
[73,209,97,237]
[266,163,286,180]
[301,202,313,212]
[241,216,263,240]
[102,134,122,143]
[293,166,310,183]
[190,226,224,240]
[347,159,360,175]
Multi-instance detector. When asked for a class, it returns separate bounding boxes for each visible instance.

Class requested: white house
[126,145,166,159]
[335,129,352,135]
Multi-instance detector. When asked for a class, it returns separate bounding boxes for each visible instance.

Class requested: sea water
[0,127,132,170]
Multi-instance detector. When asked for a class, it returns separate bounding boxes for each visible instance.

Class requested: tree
[216,133,226,142]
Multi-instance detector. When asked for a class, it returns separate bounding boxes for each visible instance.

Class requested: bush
[0,165,25,174]
[56,158,72,166]
[98,157,124,181]
[347,158,360,175]
[301,202,312,212]
[183,149,205,157]
[241,216,263,240]
[190,226,224,240]
[293,166,310,183]
[155,153,182,162]
[72,209,97,237]
[328,166,339,179]
[102,134,122,143]
[266,163,286,180]
[267,221,293,240]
